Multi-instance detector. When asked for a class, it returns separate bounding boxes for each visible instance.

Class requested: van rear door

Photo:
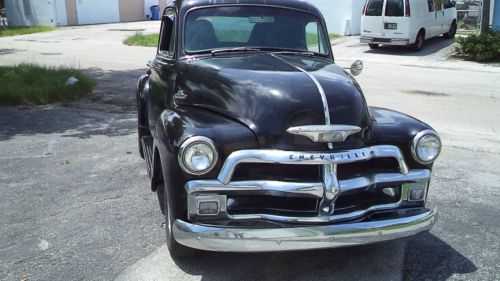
[363,0,385,38]
[383,0,408,39]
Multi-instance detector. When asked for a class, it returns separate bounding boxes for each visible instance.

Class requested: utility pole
[481,0,491,32]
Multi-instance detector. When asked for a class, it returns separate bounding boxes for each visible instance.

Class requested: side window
[435,0,443,11]
[427,0,435,12]
[305,22,320,53]
[158,15,176,56]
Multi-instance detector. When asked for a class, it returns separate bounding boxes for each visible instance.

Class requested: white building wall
[76,0,119,25]
[55,0,67,26]
[6,0,57,26]
[307,0,365,35]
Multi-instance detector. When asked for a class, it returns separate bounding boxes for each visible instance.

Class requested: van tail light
[405,0,411,16]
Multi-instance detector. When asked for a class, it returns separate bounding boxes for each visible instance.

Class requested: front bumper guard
[173,208,437,252]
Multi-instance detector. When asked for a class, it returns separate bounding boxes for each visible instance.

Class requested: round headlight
[411,130,441,164]
[179,136,218,175]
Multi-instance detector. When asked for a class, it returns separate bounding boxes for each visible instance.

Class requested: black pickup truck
[136,0,440,257]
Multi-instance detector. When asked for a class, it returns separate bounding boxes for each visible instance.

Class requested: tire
[443,22,457,39]
[157,175,196,258]
[412,31,425,52]
[368,43,379,49]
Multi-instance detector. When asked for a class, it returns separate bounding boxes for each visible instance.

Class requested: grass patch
[123,33,159,47]
[328,33,342,41]
[0,64,95,106]
[0,26,57,37]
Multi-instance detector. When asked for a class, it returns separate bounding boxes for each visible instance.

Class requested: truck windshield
[184,6,329,55]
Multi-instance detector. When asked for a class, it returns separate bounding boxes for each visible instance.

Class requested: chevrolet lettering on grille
[289,151,367,161]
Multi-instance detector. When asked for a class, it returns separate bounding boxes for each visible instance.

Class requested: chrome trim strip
[270,53,333,149]
[217,145,409,184]
[287,125,361,143]
[186,180,325,198]
[173,208,437,252]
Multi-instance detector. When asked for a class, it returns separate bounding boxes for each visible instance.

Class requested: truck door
[148,12,177,135]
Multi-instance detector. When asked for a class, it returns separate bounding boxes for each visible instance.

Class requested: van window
[427,0,435,12]
[385,0,404,16]
[435,0,443,11]
[366,0,384,16]
[443,0,454,8]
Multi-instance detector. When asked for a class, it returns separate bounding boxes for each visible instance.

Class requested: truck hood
[175,53,371,150]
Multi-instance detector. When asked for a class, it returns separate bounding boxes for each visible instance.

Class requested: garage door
[76,0,119,25]
[119,0,144,22]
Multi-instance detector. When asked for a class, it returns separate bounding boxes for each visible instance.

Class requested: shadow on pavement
[0,67,145,141]
[0,106,137,141]
[364,37,455,57]
[82,67,147,107]
[0,48,26,55]
[403,232,477,280]
[171,234,476,281]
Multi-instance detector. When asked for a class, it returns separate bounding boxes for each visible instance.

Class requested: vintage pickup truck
[136,0,440,257]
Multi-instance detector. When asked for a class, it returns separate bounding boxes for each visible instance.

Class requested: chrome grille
[185,145,430,224]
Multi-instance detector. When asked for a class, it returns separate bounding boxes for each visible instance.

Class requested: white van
[360,0,457,51]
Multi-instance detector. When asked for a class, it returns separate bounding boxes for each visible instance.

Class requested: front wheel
[158,180,196,258]
[443,22,457,39]
[368,43,379,49]
[412,32,425,52]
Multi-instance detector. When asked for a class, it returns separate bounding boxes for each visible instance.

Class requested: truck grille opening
[337,158,400,180]
[334,186,401,215]
[227,195,319,217]
[232,163,322,182]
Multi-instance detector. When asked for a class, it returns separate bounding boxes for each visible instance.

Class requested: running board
[141,136,154,178]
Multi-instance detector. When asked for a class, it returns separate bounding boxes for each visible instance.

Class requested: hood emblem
[287,125,361,143]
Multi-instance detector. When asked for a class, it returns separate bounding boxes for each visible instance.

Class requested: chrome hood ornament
[287,125,361,144]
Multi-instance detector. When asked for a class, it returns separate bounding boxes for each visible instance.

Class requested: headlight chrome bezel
[411,130,441,165]
[178,136,218,175]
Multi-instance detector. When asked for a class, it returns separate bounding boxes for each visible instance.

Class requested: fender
[150,106,258,195]
[368,107,435,169]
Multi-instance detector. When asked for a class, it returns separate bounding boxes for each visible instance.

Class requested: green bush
[455,30,500,62]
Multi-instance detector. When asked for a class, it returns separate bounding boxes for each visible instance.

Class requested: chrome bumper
[360,36,410,46]
[173,208,437,252]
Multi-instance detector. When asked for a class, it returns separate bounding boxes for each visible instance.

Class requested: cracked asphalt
[1,22,499,281]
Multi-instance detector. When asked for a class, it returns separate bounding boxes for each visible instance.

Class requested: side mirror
[350,60,363,76]
[451,0,456,7]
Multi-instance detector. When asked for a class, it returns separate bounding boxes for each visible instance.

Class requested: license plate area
[384,23,397,30]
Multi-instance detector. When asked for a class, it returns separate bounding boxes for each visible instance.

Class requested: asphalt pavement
[0,22,499,281]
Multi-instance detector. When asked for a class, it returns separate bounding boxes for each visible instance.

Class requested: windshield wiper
[211,47,262,56]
